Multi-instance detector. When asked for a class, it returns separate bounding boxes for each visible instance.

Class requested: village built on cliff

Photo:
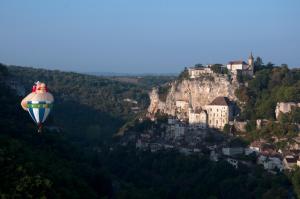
[148,53,256,130]
[188,53,254,79]
[186,53,255,129]
[181,54,254,129]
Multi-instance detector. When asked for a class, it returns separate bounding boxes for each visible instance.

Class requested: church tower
[248,52,254,68]
[248,52,254,76]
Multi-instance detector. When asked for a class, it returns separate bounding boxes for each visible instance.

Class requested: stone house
[226,53,254,77]
[257,154,283,171]
[188,96,233,130]
[188,67,213,78]
[275,102,300,119]
[283,155,298,170]
[245,141,264,155]
[291,137,300,150]
[188,108,208,129]
[204,97,233,129]
[176,100,189,111]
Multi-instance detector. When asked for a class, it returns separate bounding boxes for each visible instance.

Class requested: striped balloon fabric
[27,101,53,124]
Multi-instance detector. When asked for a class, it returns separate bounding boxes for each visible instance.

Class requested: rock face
[148,74,238,119]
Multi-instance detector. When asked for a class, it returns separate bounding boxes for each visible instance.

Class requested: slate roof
[228,60,248,65]
[209,97,231,106]
[285,156,298,163]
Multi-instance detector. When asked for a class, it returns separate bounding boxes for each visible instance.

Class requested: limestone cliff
[148,74,239,119]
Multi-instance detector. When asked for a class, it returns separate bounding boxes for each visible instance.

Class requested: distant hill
[6,65,153,141]
[84,72,176,89]
[84,71,178,77]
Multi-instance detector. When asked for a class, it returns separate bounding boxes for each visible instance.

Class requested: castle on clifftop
[188,53,254,79]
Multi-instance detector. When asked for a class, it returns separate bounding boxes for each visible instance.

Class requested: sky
[0,0,299,73]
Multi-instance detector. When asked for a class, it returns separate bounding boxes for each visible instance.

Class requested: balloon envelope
[27,100,53,124]
[21,92,36,110]
[21,82,54,127]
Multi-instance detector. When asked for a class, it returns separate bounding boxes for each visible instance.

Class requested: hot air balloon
[21,81,54,132]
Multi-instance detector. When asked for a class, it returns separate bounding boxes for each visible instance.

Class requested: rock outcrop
[148,74,238,119]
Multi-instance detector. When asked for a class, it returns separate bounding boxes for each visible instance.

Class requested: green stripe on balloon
[27,103,53,108]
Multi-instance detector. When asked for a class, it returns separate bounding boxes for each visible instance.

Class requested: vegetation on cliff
[235,63,300,121]
[157,84,172,102]
[211,64,229,75]
[177,67,189,81]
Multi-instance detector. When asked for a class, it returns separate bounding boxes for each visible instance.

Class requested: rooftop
[228,60,248,65]
[250,141,264,148]
[285,155,298,163]
[209,97,231,106]
[191,108,207,114]
[189,66,211,70]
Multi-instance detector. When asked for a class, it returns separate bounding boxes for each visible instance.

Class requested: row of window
[209,119,226,124]
[209,107,227,112]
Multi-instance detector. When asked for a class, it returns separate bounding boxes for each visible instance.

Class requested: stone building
[283,155,298,170]
[175,100,189,111]
[188,108,208,129]
[188,96,233,130]
[188,67,213,78]
[188,91,208,128]
[168,123,185,138]
[226,53,254,77]
[275,102,300,119]
[204,97,233,129]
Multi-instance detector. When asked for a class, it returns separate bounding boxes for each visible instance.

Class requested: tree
[178,67,189,81]
[290,107,300,123]
[278,113,289,124]
[254,56,264,72]
[292,168,300,198]
[0,63,8,77]
[266,62,274,68]
[235,86,250,102]
[223,124,231,134]
[210,64,228,74]
[194,63,204,68]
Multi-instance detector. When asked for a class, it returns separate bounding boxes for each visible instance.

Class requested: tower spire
[249,52,254,60]
[248,52,254,66]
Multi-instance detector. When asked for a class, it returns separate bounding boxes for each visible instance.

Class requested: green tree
[223,124,231,134]
[194,63,204,68]
[254,56,263,72]
[291,107,300,123]
[178,67,189,80]
[210,64,228,74]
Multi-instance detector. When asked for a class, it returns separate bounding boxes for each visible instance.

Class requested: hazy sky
[0,0,299,73]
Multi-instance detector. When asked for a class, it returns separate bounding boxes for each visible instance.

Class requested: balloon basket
[37,123,43,133]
